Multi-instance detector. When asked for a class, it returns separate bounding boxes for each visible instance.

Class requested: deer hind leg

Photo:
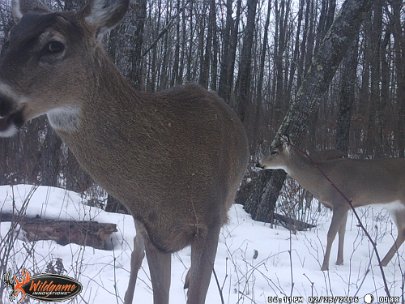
[186,223,221,304]
[336,210,348,265]
[380,208,405,266]
[321,206,346,271]
[124,221,146,304]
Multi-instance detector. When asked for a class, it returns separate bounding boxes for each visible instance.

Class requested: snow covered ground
[0,184,404,303]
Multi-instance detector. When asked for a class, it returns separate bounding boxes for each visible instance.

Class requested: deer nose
[255,162,265,170]
[0,94,13,117]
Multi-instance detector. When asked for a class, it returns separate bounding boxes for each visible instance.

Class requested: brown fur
[0,1,249,303]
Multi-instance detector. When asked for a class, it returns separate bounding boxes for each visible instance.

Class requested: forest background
[0,0,404,223]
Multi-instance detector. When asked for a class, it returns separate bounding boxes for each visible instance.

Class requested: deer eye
[270,150,278,156]
[45,41,65,54]
[39,40,66,64]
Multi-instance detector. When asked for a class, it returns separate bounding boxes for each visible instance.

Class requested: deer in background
[258,136,405,271]
[0,0,249,303]
[303,149,346,208]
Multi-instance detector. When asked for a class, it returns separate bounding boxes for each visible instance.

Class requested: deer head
[258,136,295,170]
[0,0,129,137]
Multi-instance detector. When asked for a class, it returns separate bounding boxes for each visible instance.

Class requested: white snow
[0,184,404,303]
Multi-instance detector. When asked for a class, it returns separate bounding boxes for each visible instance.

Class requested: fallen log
[0,213,117,250]
[273,212,316,231]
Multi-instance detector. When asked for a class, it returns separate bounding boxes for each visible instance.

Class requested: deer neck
[49,52,144,137]
[93,55,144,107]
[48,55,151,217]
[285,152,327,198]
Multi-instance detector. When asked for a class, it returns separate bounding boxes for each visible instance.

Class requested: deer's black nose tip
[255,162,264,170]
[0,94,13,117]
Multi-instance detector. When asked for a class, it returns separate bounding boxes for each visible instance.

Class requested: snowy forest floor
[0,185,404,303]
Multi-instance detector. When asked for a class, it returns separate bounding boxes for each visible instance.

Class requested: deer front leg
[336,210,348,265]
[124,222,146,304]
[144,233,171,304]
[186,224,221,304]
[321,206,346,271]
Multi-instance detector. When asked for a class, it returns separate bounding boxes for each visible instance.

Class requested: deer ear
[12,0,51,23]
[280,135,291,145]
[279,135,293,152]
[83,0,129,39]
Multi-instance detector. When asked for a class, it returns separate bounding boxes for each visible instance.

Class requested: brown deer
[0,0,249,303]
[258,137,405,271]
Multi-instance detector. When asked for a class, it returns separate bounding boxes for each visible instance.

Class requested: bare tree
[236,0,258,125]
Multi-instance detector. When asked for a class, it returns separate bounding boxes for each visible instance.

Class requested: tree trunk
[105,194,129,214]
[236,0,258,123]
[185,1,194,81]
[287,0,304,99]
[365,0,383,157]
[392,0,405,157]
[171,0,181,86]
[210,25,218,90]
[65,149,93,193]
[199,0,215,88]
[252,0,272,150]
[149,0,162,91]
[218,0,234,101]
[218,0,242,103]
[40,125,62,187]
[336,36,359,154]
[315,0,336,53]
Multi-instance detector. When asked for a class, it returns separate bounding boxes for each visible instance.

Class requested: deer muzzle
[255,162,265,170]
[0,92,24,137]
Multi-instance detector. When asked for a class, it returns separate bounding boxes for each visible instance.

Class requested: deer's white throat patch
[47,106,81,132]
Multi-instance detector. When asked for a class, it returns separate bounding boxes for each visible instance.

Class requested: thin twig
[212,267,225,304]
[289,228,294,297]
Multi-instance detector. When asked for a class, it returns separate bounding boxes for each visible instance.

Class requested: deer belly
[143,220,204,253]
